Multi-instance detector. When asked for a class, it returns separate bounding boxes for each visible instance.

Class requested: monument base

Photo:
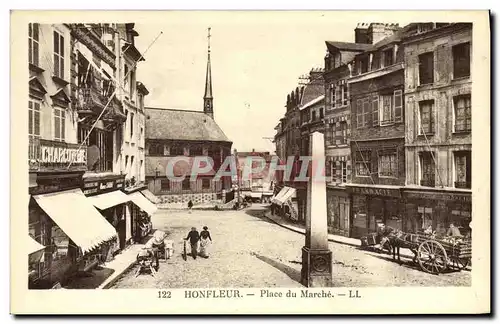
[301,246,332,287]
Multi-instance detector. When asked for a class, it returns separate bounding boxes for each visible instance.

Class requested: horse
[380,231,418,264]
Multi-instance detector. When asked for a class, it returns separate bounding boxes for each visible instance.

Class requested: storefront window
[51,226,70,261]
[417,206,433,232]
[451,210,471,236]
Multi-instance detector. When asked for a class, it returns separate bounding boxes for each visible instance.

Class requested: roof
[326,41,372,52]
[300,82,324,106]
[300,95,325,111]
[145,107,231,143]
[365,24,413,52]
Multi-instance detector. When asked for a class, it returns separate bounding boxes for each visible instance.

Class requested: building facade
[402,23,472,236]
[28,23,156,288]
[347,23,406,238]
[322,38,372,237]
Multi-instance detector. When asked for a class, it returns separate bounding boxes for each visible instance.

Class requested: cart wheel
[417,240,448,274]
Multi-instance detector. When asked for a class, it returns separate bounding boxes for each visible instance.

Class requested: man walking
[184,227,200,259]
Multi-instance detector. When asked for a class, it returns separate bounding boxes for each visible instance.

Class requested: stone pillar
[301,132,333,287]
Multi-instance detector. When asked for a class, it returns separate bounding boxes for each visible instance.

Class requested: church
[144,28,233,205]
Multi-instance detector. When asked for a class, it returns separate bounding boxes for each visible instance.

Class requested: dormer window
[383,48,394,67]
[359,56,369,74]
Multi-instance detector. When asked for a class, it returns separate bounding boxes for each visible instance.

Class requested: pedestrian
[184,227,200,259]
[446,223,462,238]
[199,226,213,258]
[188,200,193,214]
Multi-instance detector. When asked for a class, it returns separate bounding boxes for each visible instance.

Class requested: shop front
[31,188,117,289]
[402,188,472,237]
[326,185,351,237]
[123,185,158,244]
[28,139,88,289]
[83,175,130,254]
[346,184,404,239]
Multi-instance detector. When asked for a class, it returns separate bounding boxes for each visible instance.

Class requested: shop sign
[82,177,125,195]
[31,139,87,172]
[99,181,114,190]
[349,186,401,198]
[405,191,472,203]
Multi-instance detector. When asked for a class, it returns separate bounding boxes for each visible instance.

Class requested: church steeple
[203,27,214,119]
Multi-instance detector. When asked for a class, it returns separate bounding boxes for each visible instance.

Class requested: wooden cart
[410,234,471,274]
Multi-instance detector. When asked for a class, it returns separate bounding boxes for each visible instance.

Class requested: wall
[404,25,472,187]
[30,24,78,144]
[351,138,406,186]
[326,188,350,237]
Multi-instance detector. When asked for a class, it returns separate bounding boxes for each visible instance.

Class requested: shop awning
[88,190,131,210]
[28,235,45,255]
[140,189,159,204]
[271,187,290,205]
[33,189,117,254]
[280,187,296,204]
[129,191,158,215]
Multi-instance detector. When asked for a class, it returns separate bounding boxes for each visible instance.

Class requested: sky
[133,12,412,153]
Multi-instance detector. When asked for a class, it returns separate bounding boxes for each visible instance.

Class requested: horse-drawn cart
[361,231,471,274]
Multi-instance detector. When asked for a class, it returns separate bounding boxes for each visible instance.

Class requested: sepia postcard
[10,9,490,315]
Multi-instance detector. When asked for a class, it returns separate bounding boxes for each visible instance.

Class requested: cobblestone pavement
[110,205,471,288]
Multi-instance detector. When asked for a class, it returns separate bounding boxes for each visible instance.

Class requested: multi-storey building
[322,37,372,237]
[28,23,156,289]
[402,23,472,236]
[347,23,407,238]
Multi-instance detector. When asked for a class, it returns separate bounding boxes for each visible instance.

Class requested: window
[454,151,471,189]
[355,150,371,176]
[418,100,434,135]
[371,95,379,126]
[28,23,39,66]
[418,52,434,85]
[170,146,184,156]
[161,179,170,191]
[378,151,397,177]
[319,108,324,119]
[124,65,129,89]
[419,152,435,187]
[53,30,65,79]
[339,121,347,145]
[340,161,347,183]
[342,83,348,105]
[380,94,393,125]
[371,52,381,70]
[359,56,369,73]
[130,113,134,138]
[190,146,203,156]
[311,111,317,121]
[125,155,129,170]
[417,207,433,232]
[330,162,336,182]
[130,156,135,173]
[53,107,65,141]
[356,99,372,128]
[28,100,41,137]
[148,143,163,156]
[182,178,191,190]
[202,178,211,189]
[383,48,394,67]
[454,95,471,133]
[78,126,90,145]
[453,42,470,79]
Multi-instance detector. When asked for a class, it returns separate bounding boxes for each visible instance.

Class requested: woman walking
[199,226,213,258]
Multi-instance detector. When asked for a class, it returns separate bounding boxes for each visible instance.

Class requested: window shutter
[372,95,379,126]
[394,90,403,123]
[356,99,363,128]
[363,98,370,127]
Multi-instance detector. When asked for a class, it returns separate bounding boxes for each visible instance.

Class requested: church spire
[203,27,214,119]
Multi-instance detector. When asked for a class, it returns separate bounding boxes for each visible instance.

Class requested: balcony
[76,86,106,115]
[420,179,435,187]
[29,137,87,172]
[455,181,471,189]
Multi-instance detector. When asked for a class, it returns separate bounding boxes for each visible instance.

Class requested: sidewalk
[98,243,145,289]
[262,210,417,260]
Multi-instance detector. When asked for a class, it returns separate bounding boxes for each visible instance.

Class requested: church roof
[145,107,231,143]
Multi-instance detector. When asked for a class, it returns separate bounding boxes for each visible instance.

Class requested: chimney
[355,23,370,44]
[367,23,400,44]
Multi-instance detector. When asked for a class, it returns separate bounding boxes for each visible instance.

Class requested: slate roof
[325,41,372,52]
[300,95,325,111]
[300,82,324,107]
[145,107,231,143]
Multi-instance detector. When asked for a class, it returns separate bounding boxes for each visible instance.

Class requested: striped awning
[271,186,296,205]
[33,189,117,254]
[128,191,157,215]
